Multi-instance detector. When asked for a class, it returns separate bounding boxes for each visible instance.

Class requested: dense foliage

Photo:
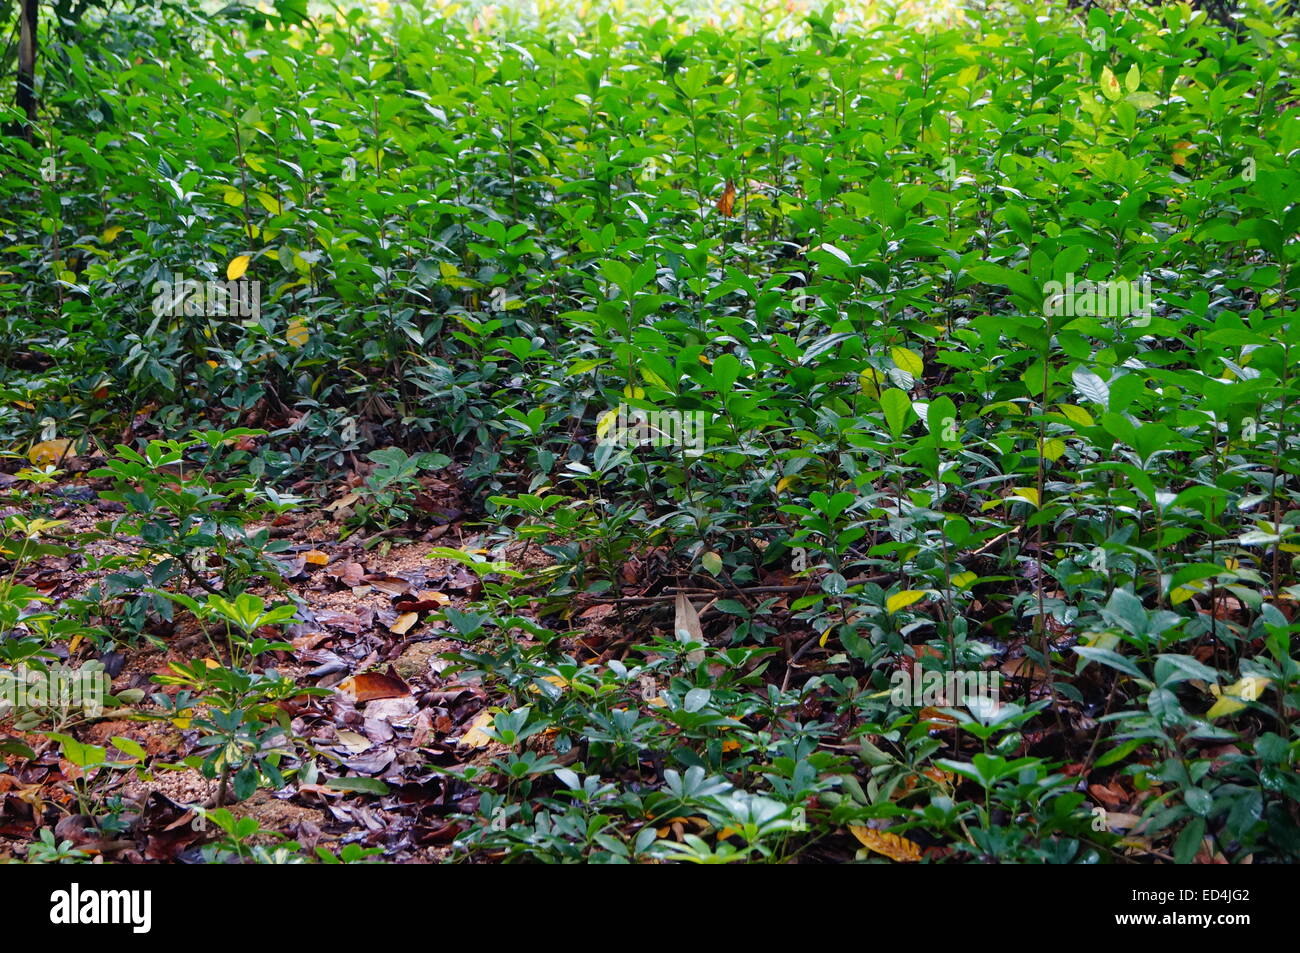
[1,0,1299,863]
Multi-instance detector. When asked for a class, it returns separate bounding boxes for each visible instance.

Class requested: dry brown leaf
[335,730,371,754]
[323,491,360,513]
[715,178,736,217]
[918,706,959,727]
[338,671,410,703]
[365,574,412,596]
[394,591,450,612]
[325,559,366,587]
[674,593,706,664]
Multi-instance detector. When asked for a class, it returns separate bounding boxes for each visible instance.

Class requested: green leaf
[1100,66,1122,101]
[111,736,147,760]
[880,388,912,437]
[1072,367,1110,406]
[324,777,391,795]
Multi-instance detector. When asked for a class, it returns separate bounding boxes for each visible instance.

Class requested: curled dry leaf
[674,592,706,665]
[715,178,736,217]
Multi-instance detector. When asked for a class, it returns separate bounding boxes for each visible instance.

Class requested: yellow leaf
[304,549,329,566]
[1229,675,1270,700]
[100,225,124,244]
[1100,66,1122,101]
[1205,676,1270,719]
[255,191,281,215]
[849,826,921,862]
[1041,437,1066,462]
[461,710,495,748]
[951,571,978,590]
[776,475,796,494]
[227,255,250,281]
[286,317,309,348]
[639,367,668,389]
[28,439,73,467]
[596,407,620,441]
[890,346,924,378]
[859,367,884,399]
[1057,403,1094,428]
[389,612,419,636]
[222,188,245,207]
[1206,695,1247,719]
[19,517,64,536]
[886,590,927,614]
[530,674,568,696]
[1010,487,1040,508]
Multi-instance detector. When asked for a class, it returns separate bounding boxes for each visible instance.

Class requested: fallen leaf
[460,710,495,748]
[389,612,419,635]
[918,706,959,727]
[365,574,412,596]
[394,591,451,612]
[28,439,74,467]
[849,826,921,862]
[325,560,366,587]
[338,671,410,703]
[335,730,371,754]
[324,491,361,513]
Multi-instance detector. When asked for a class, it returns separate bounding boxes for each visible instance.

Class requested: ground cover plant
[0,0,1297,864]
